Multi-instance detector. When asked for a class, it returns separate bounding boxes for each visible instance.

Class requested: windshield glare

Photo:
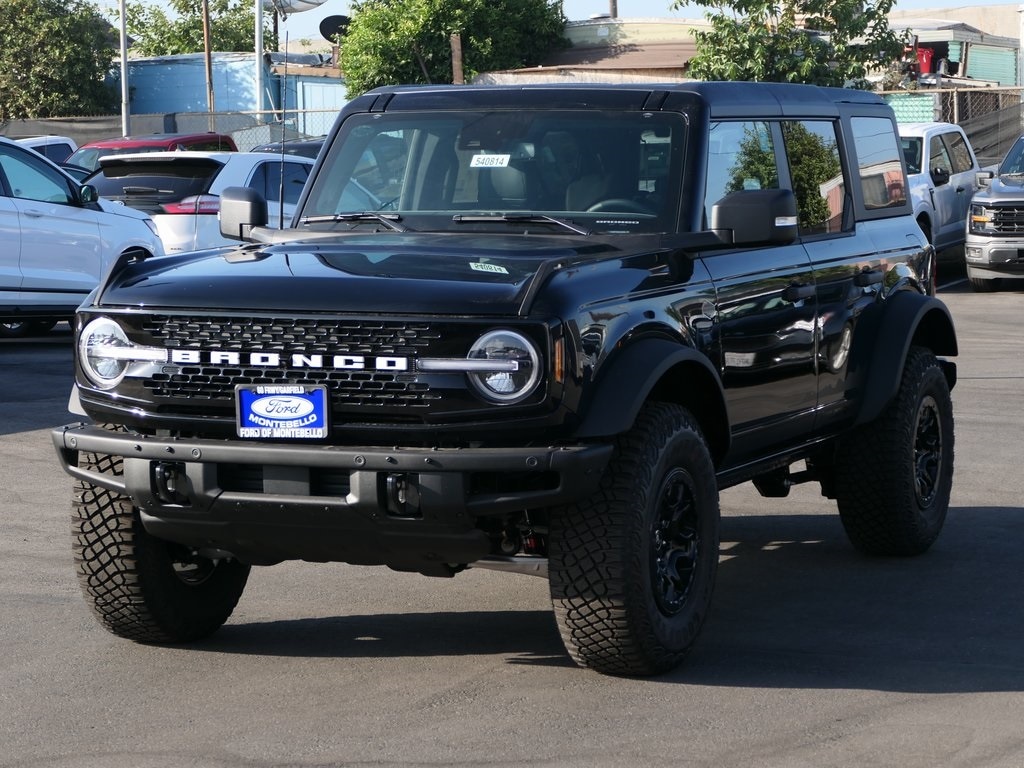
[303,110,685,234]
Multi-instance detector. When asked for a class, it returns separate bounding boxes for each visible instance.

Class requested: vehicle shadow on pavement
[204,608,574,668]
[674,506,1024,692]
[189,504,1024,691]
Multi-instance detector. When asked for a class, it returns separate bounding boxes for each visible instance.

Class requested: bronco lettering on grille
[168,350,409,371]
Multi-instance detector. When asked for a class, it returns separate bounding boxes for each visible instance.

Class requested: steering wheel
[586,198,652,214]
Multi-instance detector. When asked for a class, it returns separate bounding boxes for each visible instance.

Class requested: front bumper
[52,423,612,569]
[964,233,1024,279]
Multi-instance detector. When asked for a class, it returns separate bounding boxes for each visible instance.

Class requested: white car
[14,134,79,164]
[85,151,315,254]
[0,136,164,338]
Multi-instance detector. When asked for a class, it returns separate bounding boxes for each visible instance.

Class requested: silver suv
[0,137,164,337]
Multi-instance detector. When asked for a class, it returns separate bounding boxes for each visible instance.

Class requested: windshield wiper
[452,213,590,236]
[300,212,409,232]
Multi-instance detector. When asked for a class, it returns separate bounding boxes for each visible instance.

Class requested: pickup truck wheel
[548,403,719,676]
[73,444,250,643]
[834,346,953,556]
[968,276,1000,292]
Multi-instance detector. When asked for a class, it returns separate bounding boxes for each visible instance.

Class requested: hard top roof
[359,81,887,119]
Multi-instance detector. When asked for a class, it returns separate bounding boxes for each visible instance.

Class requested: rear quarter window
[850,116,906,211]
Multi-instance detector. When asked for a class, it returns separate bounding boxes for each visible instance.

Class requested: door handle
[854,269,883,287]
[783,283,815,302]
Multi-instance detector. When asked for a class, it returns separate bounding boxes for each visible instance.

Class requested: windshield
[302,110,685,234]
[998,137,1024,175]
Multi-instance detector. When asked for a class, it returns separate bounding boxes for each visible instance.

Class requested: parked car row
[897,120,1024,292]
[2,131,325,336]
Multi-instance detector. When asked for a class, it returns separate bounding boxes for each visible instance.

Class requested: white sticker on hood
[470,262,509,275]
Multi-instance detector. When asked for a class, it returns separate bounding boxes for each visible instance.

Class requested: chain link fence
[881,86,1024,167]
[1,109,342,151]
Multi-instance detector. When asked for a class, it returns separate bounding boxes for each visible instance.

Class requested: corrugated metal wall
[966,45,1017,85]
[118,53,271,114]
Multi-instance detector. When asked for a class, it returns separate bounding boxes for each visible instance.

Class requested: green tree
[340,0,568,98]
[122,0,276,56]
[678,0,907,88]
[0,0,117,120]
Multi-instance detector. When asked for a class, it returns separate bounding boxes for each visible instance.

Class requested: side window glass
[0,146,75,204]
[851,116,905,211]
[253,162,309,205]
[781,120,846,234]
[929,135,952,174]
[705,121,778,225]
[943,132,973,174]
[281,162,309,205]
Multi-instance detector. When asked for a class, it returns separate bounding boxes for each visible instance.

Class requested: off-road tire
[835,346,954,556]
[73,440,250,643]
[548,403,719,676]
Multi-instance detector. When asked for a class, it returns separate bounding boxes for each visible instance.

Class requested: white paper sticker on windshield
[470,262,509,275]
[470,154,511,168]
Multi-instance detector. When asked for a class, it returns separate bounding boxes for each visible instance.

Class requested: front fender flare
[574,338,729,463]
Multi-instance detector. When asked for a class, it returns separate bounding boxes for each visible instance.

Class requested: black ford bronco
[53,82,957,676]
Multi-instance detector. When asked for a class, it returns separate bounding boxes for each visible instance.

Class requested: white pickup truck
[898,122,984,253]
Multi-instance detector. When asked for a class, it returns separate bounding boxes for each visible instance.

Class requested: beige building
[475,7,1022,87]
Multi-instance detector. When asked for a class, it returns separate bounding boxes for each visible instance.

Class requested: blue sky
[96,0,1020,45]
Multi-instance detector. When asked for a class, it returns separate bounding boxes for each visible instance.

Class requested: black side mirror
[930,167,950,186]
[710,188,799,246]
[220,186,268,241]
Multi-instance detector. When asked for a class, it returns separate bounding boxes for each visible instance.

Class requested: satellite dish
[319,15,350,42]
[264,0,328,16]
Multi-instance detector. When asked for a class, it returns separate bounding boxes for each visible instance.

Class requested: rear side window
[850,116,905,211]
[183,139,235,151]
[87,161,220,214]
[38,142,75,163]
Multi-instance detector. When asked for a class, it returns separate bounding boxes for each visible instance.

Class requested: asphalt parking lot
[1,280,1023,767]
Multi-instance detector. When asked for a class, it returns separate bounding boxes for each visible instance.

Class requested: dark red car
[65,132,238,173]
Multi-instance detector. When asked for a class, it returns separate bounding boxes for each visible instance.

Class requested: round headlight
[79,317,131,389]
[467,330,541,404]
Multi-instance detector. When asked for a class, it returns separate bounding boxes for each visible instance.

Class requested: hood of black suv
[97,231,626,316]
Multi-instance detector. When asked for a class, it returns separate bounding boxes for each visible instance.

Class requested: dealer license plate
[236,384,328,439]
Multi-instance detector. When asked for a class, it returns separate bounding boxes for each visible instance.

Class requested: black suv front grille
[138,315,447,410]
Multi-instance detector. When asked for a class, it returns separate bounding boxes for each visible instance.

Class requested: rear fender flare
[856,291,958,426]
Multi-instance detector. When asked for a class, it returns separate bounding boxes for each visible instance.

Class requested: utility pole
[118,0,130,135]
[609,0,617,17]
[202,0,215,125]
